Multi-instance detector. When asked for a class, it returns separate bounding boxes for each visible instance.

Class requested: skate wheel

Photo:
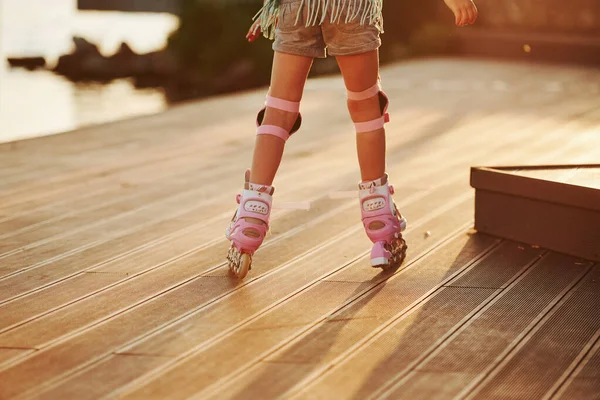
[390,237,408,268]
[236,253,251,279]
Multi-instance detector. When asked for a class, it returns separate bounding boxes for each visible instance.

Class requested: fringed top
[254,0,384,40]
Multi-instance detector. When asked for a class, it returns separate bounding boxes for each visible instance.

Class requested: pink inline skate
[226,170,274,279]
[226,92,301,278]
[359,174,407,269]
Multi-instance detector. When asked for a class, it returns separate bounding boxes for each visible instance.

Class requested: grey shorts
[273,0,383,58]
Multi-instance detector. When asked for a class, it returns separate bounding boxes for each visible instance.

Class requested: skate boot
[359,174,408,269]
[225,170,274,279]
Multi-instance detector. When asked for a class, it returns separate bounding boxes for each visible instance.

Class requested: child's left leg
[226,51,313,278]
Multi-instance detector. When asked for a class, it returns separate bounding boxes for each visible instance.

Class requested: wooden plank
[0,165,471,346]
[471,166,600,212]
[0,104,506,342]
[0,101,452,251]
[1,101,596,398]
[0,206,230,300]
[467,274,600,400]
[0,92,329,207]
[474,190,600,261]
[0,113,462,316]
[0,131,360,260]
[0,147,233,225]
[554,341,600,400]
[0,185,475,398]
[34,283,364,400]
[0,194,368,346]
[5,85,536,216]
[567,167,600,190]
[0,163,347,301]
[379,372,474,400]
[0,107,328,214]
[0,105,544,310]
[508,166,600,187]
[0,59,598,399]
[291,288,495,400]
[0,348,35,364]
[92,202,482,400]
[0,184,229,271]
[0,146,343,256]
[295,255,582,400]
[35,354,169,400]
[0,273,124,332]
[0,110,404,228]
[574,264,600,294]
[164,241,535,400]
[379,253,592,399]
[0,191,344,333]
[0,91,270,189]
[0,100,343,210]
[0,105,439,236]
[555,377,600,400]
[2,58,596,194]
[102,197,475,357]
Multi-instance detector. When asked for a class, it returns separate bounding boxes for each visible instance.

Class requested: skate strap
[359,174,388,190]
[247,182,275,195]
[346,82,382,101]
[265,95,300,113]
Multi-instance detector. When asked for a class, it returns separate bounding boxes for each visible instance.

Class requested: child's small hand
[443,0,478,27]
[246,20,262,42]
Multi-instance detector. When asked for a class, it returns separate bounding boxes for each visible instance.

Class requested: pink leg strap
[256,125,290,142]
[347,82,390,134]
[255,93,302,142]
[347,82,382,101]
[265,95,300,113]
[354,116,386,133]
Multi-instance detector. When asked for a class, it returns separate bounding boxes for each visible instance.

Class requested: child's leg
[226,51,313,278]
[336,50,407,269]
[335,50,384,182]
[250,51,313,186]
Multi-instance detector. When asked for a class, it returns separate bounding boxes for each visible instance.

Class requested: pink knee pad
[256,94,302,142]
[347,81,390,133]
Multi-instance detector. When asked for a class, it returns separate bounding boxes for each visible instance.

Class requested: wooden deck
[0,58,599,400]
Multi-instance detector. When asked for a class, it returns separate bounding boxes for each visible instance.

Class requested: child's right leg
[336,50,408,269]
[226,51,313,279]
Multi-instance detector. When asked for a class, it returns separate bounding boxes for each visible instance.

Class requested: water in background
[0,0,179,143]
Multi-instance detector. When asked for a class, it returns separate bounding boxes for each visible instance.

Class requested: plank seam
[544,329,600,400]
[281,246,542,400]
[189,222,488,400]
[457,262,595,400]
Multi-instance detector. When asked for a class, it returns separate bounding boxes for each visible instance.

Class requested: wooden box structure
[471,165,600,262]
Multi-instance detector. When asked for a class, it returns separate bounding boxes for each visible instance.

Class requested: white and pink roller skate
[226,91,301,278]
[359,174,407,269]
[226,170,274,279]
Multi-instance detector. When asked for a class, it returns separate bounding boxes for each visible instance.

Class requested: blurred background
[1,0,599,144]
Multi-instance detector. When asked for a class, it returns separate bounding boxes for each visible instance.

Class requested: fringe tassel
[295,0,306,25]
[253,0,280,40]
[256,0,383,40]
